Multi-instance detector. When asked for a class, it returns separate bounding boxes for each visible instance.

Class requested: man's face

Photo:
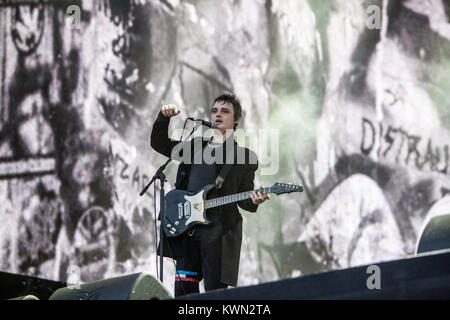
[210,101,238,133]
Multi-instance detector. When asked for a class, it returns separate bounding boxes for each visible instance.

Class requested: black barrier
[177,250,450,300]
[0,272,65,300]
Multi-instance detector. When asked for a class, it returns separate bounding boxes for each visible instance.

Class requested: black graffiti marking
[11,4,45,56]
[112,153,153,198]
[384,88,405,107]
[361,118,449,175]
[115,155,129,180]
[132,166,140,189]
[112,33,132,59]
[382,126,397,157]
[417,139,440,171]
[406,135,421,166]
[361,118,375,155]
[98,1,159,137]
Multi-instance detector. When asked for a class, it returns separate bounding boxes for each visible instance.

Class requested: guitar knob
[175,221,179,226]
[167,224,172,228]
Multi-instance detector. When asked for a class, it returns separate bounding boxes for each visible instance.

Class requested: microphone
[188,118,218,129]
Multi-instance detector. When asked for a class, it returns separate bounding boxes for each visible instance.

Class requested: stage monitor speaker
[49,273,172,300]
[8,295,39,300]
[417,214,450,254]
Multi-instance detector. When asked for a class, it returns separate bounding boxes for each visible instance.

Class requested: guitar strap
[214,165,231,190]
[214,142,237,190]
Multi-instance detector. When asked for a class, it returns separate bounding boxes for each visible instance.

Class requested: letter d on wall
[366,264,381,290]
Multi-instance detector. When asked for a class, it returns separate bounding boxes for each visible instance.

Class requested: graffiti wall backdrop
[1,0,450,294]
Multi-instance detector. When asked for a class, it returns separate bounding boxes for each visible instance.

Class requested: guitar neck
[204,187,271,209]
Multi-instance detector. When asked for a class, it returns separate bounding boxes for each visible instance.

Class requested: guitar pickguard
[184,190,206,226]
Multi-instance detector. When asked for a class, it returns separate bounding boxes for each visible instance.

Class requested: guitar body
[163,184,215,237]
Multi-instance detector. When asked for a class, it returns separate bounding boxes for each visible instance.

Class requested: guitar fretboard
[204,187,271,209]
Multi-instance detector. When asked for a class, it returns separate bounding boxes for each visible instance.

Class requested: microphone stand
[139,119,202,283]
[139,158,170,282]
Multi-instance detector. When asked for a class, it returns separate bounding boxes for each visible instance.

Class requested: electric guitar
[163,182,303,237]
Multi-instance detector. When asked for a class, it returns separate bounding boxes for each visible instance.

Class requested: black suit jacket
[150,111,258,286]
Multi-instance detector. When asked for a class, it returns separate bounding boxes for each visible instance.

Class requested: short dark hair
[212,93,242,128]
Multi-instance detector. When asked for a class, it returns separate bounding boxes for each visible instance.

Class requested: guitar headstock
[270,182,303,195]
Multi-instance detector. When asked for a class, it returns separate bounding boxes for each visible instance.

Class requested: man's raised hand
[161,104,181,118]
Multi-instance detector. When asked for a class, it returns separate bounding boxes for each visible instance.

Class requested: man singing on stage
[150,93,270,296]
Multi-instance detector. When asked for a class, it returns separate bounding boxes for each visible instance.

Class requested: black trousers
[174,224,228,297]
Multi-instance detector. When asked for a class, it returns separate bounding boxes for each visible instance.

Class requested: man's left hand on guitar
[251,186,271,205]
